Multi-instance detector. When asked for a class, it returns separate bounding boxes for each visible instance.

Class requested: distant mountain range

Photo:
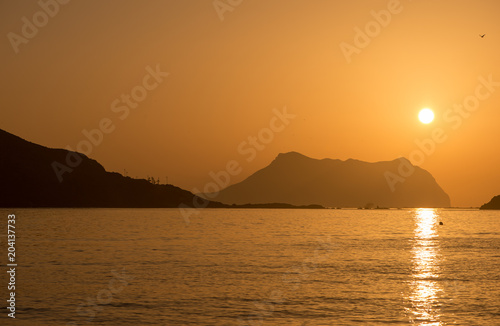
[0,129,453,208]
[203,152,451,208]
[480,195,500,210]
[0,128,225,208]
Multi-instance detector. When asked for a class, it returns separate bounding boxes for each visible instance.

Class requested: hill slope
[0,129,223,208]
[480,195,500,210]
[204,152,451,208]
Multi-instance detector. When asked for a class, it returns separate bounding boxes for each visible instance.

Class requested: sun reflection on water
[405,208,443,325]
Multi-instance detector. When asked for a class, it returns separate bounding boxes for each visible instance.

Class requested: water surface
[1,208,499,325]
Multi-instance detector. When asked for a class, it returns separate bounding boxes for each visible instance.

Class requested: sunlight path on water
[406,208,443,325]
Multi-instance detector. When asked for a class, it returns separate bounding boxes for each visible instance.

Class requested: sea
[0,208,499,326]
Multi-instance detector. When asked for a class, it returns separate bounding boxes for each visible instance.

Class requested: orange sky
[1,0,500,207]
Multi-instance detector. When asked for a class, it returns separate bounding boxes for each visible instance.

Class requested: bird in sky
[480,34,485,38]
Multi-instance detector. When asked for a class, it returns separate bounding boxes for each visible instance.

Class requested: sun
[418,108,434,124]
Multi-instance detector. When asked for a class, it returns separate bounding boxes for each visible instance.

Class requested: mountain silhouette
[479,195,500,209]
[0,128,225,208]
[203,152,451,208]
